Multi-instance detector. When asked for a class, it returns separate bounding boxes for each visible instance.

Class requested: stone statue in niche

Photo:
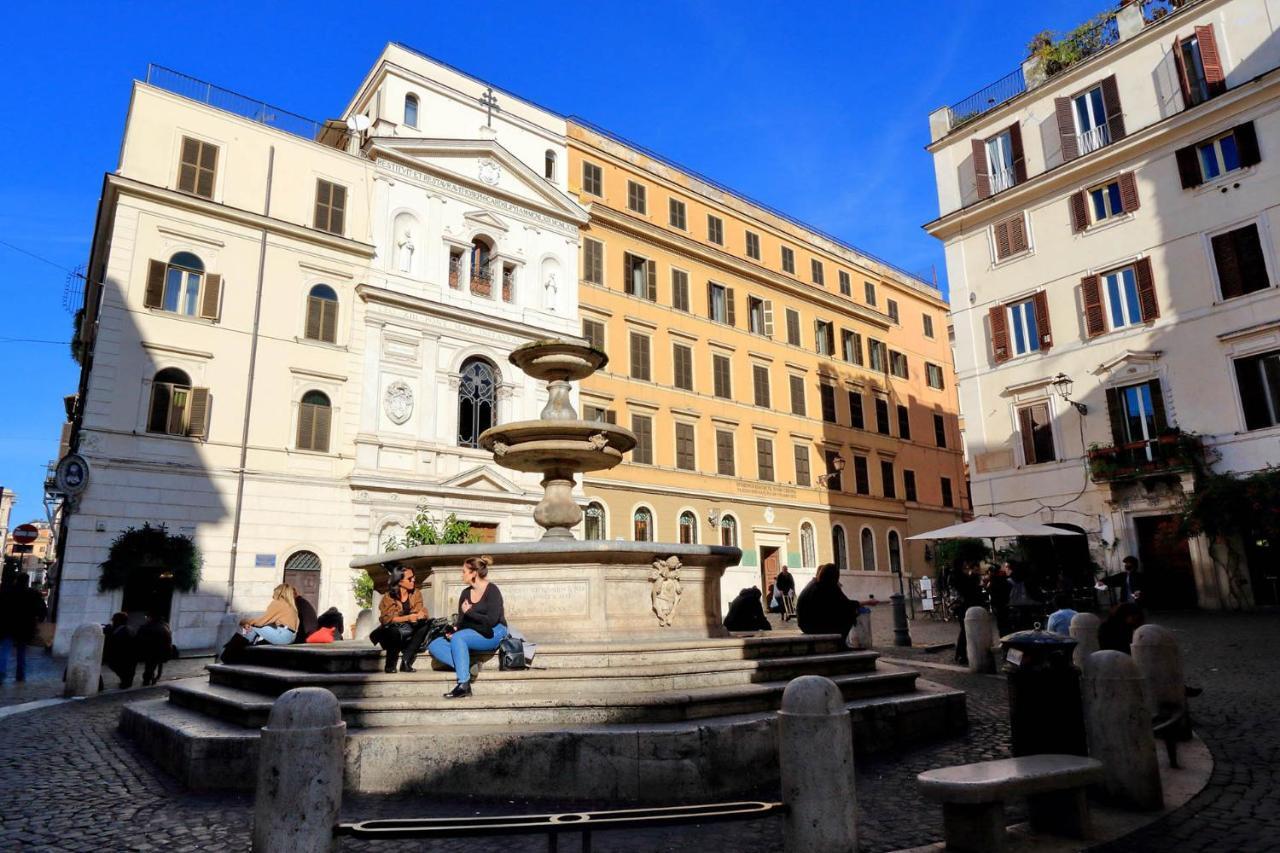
[650,556,684,627]
[544,272,558,311]
[397,229,415,273]
[383,381,414,425]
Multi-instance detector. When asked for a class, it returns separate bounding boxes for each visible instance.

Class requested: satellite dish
[346,114,371,133]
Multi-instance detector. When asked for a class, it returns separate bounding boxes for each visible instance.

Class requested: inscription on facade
[736,481,798,499]
[446,581,589,617]
[379,158,573,234]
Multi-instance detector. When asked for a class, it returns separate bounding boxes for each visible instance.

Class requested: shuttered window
[853,456,870,495]
[177,137,218,198]
[789,375,806,416]
[841,329,862,365]
[708,282,735,325]
[1056,76,1124,165]
[1211,223,1270,300]
[671,269,690,311]
[819,385,837,423]
[926,363,945,390]
[794,445,811,487]
[1233,348,1280,431]
[669,198,687,229]
[313,180,346,235]
[781,246,795,274]
[296,391,332,452]
[756,437,775,482]
[147,368,209,439]
[629,332,651,381]
[712,355,732,399]
[582,318,605,352]
[887,299,899,323]
[993,213,1030,260]
[582,162,603,196]
[868,339,886,372]
[992,293,1051,360]
[304,284,338,343]
[903,470,917,502]
[624,253,656,300]
[715,429,736,476]
[848,391,864,429]
[707,214,724,245]
[923,314,935,338]
[814,320,835,356]
[748,296,774,336]
[811,259,825,285]
[675,422,696,470]
[934,413,947,448]
[145,253,220,321]
[1082,259,1159,338]
[583,238,604,284]
[897,405,911,440]
[631,414,653,464]
[1177,122,1260,188]
[889,350,909,379]
[785,309,801,345]
[673,344,694,391]
[874,398,891,435]
[864,281,877,306]
[745,231,761,260]
[838,271,852,296]
[1071,172,1139,232]
[1018,402,1057,464]
[1174,25,1226,108]
[627,181,647,214]
[752,365,771,408]
[881,460,896,498]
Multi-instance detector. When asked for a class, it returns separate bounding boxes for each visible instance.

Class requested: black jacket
[724,588,772,632]
[796,579,859,637]
[457,584,506,638]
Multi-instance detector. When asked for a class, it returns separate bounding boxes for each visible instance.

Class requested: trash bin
[1001,625,1087,757]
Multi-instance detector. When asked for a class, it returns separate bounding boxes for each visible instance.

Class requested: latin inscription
[446,581,589,618]
[379,159,574,235]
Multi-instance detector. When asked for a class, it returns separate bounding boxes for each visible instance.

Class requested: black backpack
[498,635,527,670]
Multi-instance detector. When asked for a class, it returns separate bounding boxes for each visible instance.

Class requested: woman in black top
[427,555,508,698]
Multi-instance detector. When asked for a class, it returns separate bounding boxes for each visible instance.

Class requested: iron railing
[335,801,786,851]
[948,69,1027,129]
[1087,434,1202,482]
[144,64,348,147]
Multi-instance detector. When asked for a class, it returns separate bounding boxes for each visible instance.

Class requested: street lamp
[1051,372,1088,415]
[817,455,847,488]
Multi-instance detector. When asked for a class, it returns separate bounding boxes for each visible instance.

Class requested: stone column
[1131,624,1185,718]
[253,687,347,853]
[1069,612,1101,670]
[964,607,995,673]
[1082,651,1163,810]
[779,675,857,853]
[64,623,105,698]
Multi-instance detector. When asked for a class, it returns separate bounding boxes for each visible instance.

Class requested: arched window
[720,514,738,547]
[633,507,653,542]
[283,550,321,605]
[305,284,338,344]
[832,525,848,571]
[800,522,816,567]
[284,550,321,570]
[160,251,207,317]
[148,367,198,436]
[888,530,903,574]
[470,238,492,296]
[404,94,419,128]
[297,390,332,452]
[584,502,606,540]
[679,511,698,544]
[457,357,497,447]
[544,149,557,180]
[861,528,877,572]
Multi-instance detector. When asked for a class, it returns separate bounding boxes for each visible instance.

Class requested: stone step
[235,633,847,673]
[168,666,920,729]
[207,651,879,699]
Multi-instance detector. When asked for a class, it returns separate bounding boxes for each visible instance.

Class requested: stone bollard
[353,609,376,642]
[65,623,105,698]
[964,607,995,673]
[1131,624,1186,719]
[779,675,857,853]
[847,608,873,651]
[1081,651,1163,811]
[214,613,240,661]
[1069,612,1101,670]
[253,687,347,853]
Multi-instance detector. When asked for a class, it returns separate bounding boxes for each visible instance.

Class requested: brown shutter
[1148,380,1169,433]
[1018,406,1037,465]
[1212,231,1244,299]
[989,305,1010,363]
[762,300,774,338]
[1238,225,1269,293]
[1033,291,1052,351]
[331,185,346,235]
[993,220,1012,259]
[1118,172,1140,213]
[1069,191,1089,233]
[197,143,217,198]
[314,181,329,230]
[1056,98,1080,162]
[1101,75,1126,142]
[305,296,323,340]
[297,403,315,449]
[645,260,657,301]
[725,287,736,327]
[1176,145,1203,188]
[145,259,166,308]
[1008,123,1027,184]
[187,388,210,439]
[1134,257,1159,321]
[167,390,188,436]
[1082,274,1106,337]
[706,282,715,320]
[1009,215,1028,253]
[313,404,332,452]
[1197,25,1226,98]
[1105,387,1127,445]
[320,299,337,343]
[1172,36,1193,108]
[178,138,199,194]
[972,138,990,199]
[1235,122,1261,168]
[199,273,222,321]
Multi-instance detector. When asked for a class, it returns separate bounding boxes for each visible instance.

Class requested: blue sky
[0,0,1106,522]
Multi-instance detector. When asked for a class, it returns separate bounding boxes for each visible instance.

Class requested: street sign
[11,524,39,545]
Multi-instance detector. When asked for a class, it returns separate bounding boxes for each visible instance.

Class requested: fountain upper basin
[480,420,635,474]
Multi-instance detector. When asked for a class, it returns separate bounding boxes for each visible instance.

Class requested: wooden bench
[917,754,1104,852]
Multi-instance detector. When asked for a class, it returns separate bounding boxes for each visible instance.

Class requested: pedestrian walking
[0,574,47,683]
[950,561,982,665]
[775,565,797,621]
[136,612,175,686]
[102,612,138,688]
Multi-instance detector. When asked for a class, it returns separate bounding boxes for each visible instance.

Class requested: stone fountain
[352,339,740,641]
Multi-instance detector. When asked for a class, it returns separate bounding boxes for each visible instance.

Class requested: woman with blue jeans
[429,555,506,699]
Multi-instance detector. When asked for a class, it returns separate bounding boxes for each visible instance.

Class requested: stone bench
[918,754,1104,852]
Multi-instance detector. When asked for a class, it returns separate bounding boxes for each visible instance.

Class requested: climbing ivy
[97,522,201,593]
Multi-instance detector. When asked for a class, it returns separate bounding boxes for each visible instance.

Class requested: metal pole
[891,568,912,647]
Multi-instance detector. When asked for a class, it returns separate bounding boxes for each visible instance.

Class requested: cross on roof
[480,87,500,128]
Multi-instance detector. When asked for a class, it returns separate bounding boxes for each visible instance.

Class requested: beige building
[569,123,968,605]
[927,0,1280,608]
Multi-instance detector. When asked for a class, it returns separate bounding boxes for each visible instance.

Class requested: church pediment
[463,209,510,232]
[441,465,523,495]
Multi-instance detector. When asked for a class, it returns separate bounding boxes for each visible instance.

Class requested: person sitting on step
[429,555,508,699]
[221,583,302,662]
[373,565,431,673]
[723,587,772,632]
[796,562,860,642]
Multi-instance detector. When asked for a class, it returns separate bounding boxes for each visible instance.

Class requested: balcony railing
[990,166,1017,194]
[1076,123,1112,155]
[1087,433,1202,483]
[949,69,1027,129]
[470,276,492,297]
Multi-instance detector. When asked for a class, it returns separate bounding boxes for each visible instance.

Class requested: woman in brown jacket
[375,565,430,673]
[240,583,300,645]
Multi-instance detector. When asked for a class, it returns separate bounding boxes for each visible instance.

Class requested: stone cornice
[357,283,579,343]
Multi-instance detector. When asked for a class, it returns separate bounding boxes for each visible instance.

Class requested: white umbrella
[907,516,1084,541]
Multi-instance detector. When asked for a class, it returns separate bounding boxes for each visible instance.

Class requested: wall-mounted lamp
[1051,372,1088,415]
[817,455,847,488]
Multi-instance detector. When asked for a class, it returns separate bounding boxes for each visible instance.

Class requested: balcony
[1087,432,1203,483]
[1076,124,1112,155]
[990,166,1017,194]
[470,275,492,298]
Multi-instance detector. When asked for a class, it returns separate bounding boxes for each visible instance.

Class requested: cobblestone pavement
[0,643,214,709]
[0,611,1266,851]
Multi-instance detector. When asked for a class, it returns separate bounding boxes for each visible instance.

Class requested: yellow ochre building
[567,120,968,600]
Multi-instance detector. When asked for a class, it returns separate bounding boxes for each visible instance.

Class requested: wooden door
[1134,515,1198,609]
[283,569,321,607]
[468,523,499,544]
[761,546,781,593]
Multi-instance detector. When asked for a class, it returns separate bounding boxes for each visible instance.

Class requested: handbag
[498,634,527,670]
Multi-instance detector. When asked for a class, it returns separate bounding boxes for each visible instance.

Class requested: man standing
[0,574,47,683]
[1102,556,1144,605]
[775,565,797,622]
